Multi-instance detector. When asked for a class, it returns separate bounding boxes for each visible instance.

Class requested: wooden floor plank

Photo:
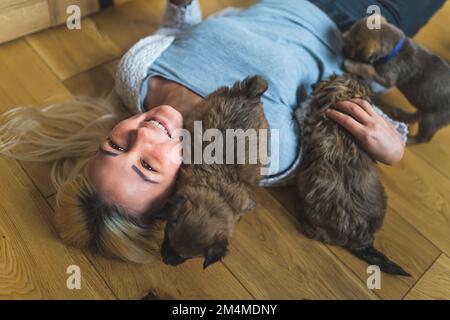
[0,158,114,299]
[328,211,440,300]
[92,0,164,52]
[225,188,378,300]
[91,0,257,55]
[413,1,450,62]
[0,39,74,198]
[404,254,450,300]
[46,195,253,300]
[266,183,440,300]
[82,253,254,300]
[407,128,450,180]
[26,18,122,80]
[63,62,116,98]
[378,151,450,257]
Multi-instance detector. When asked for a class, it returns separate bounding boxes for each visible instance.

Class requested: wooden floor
[0,0,449,300]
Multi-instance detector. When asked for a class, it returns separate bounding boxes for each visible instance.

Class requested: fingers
[348,98,376,116]
[325,108,365,139]
[333,100,372,124]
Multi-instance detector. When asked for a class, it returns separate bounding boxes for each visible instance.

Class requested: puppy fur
[343,15,450,144]
[297,74,409,276]
[155,76,269,269]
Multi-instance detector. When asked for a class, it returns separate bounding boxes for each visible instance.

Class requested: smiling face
[86,105,184,216]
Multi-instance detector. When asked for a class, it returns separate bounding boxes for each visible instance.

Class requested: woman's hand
[325,99,405,165]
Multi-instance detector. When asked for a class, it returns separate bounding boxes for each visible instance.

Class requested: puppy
[343,15,450,144]
[297,74,410,276]
[155,76,269,269]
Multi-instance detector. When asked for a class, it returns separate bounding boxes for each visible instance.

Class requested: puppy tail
[233,75,268,99]
[347,244,411,276]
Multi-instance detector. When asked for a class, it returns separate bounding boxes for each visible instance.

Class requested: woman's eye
[141,159,154,172]
[107,137,126,152]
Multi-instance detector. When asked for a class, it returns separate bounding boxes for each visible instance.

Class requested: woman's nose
[117,127,149,157]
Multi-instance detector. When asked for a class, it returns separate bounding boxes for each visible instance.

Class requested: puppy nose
[162,253,187,266]
[161,238,187,266]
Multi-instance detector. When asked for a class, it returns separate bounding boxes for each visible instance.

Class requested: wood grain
[46,195,253,300]
[63,62,116,98]
[0,0,50,44]
[0,0,135,45]
[47,0,100,26]
[0,158,114,299]
[225,188,378,300]
[92,0,164,52]
[266,184,441,300]
[404,254,450,300]
[413,1,450,62]
[0,39,73,197]
[26,17,122,80]
[378,151,450,257]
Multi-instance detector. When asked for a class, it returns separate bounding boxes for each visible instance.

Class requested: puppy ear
[153,194,184,222]
[203,239,228,269]
[236,76,268,99]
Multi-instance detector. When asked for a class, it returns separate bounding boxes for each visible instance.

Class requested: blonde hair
[0,91,163,263]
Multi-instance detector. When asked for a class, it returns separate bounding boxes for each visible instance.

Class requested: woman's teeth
[147,119,170,137]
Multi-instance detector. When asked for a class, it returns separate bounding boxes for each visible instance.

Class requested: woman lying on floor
[0,0,444,263]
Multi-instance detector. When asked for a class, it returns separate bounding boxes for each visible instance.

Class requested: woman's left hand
[325,99,405,165]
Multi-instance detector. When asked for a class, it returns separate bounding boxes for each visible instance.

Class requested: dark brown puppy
[155,76,269,269]
[343,15,450,144]
[297,74,409,276]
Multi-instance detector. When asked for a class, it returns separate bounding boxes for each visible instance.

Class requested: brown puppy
[297,74,409,276]
[343,15,450,144]
[155,76,269,269]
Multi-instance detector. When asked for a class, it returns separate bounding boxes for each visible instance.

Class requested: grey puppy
[343,15,450,144]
